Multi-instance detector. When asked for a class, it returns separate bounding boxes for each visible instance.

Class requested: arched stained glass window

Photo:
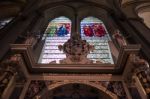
[80,17,114,64]
[38,16,71,64]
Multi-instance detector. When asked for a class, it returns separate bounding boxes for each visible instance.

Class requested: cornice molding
[10,43,141,74]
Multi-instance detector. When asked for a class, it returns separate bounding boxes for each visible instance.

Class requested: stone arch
[42,5,75,33]
[34,0,118,36]
[38,1,114,33]
[45,16,72,32]
[135,2,150,28]
[44,5,75,19]
[38,0,112,12]
[78,6,107,22]
[77,6,114,34]
[45,81,118,99]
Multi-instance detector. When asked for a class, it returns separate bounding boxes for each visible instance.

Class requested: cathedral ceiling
[41,0,109,6]
[38,0,113,12]
[36,0,117,25]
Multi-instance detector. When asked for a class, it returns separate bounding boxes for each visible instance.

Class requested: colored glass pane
[80,16,114,64]
[38,16,71,64]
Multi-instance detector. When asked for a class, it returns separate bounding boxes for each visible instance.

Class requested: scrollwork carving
[131,54,149,73]
[131,54,150,97]
[0,54,26,97]
[58,33,95,64]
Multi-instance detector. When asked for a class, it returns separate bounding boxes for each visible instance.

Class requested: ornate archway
[44,80,118,99]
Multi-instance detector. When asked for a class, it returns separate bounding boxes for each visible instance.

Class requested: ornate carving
[0,55,19,97]
[131,54,150,97]
[123,54,150,85]
[90,81,126,99]
[24,32,40,45]
[58,34,95,64]
[0,55,19,74]
[112,29,127,47]
[132,54,149,73]
[24,80,46,99]
[0,54,26,85]
[26,80,119,99]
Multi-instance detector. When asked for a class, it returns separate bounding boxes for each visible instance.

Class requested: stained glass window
[38,16,71,64]
[80,17,114,64]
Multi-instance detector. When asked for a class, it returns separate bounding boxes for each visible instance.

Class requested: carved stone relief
[24,80,129,99]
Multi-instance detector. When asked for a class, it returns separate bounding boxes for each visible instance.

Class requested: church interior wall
[0,0,150,99]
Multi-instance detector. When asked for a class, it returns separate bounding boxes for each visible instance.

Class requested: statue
[112,29,127,47]
[23,31,39,45]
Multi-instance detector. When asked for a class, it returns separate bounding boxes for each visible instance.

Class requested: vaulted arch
[136,2,150,28]
[45,82,118,99]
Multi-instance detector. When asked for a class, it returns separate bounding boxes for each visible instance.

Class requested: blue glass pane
[45,16,71,37]
[38,16,71,64]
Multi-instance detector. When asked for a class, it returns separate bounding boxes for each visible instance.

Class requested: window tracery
[38,16,114,64]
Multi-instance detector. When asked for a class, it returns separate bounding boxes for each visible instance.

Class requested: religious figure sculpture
[23,32,37,45]
[112,29,127,47]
